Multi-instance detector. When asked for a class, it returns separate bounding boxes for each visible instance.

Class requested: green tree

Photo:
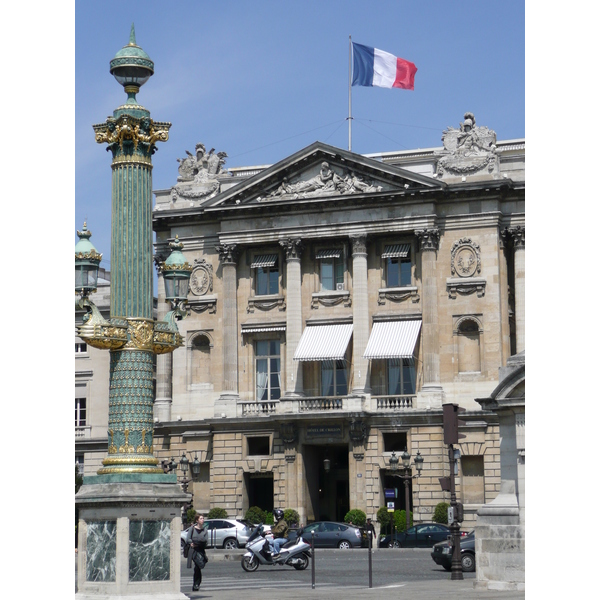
[376,507,392,534]
[393,509,413,532]
[344,509,367,526]
[433,502,450,524]
[283,509,300,527]
[207,507,228,519]
[245,506,267,524]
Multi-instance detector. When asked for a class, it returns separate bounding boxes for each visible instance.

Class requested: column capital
[280,238,304,260]
[415,228,440,251]
[350,234,367,255]
[215,243,240,265]
[505,226,525,249]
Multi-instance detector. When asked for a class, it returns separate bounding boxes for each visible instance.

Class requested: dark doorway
[244,473,273,512]
[382,470,413,513]
[304,445,349,522]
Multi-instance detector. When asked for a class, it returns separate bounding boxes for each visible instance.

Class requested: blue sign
[384,488,396,499]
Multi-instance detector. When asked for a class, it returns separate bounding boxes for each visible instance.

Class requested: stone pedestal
[474,480,525,591]
[76,474,190,600]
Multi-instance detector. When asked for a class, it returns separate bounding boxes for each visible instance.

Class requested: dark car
[290,521,367,549]
[431,530,475,572]
[379,523,464,548]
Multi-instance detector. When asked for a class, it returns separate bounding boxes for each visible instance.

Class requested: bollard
[368,531,373,588]
[311,530,316,589]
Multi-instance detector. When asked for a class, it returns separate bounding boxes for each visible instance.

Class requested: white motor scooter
[241,525,311,572]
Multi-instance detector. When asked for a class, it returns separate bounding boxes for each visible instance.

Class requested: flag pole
[348,35,352,152]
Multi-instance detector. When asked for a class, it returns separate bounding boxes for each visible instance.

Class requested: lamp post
[389,448,424,534]
[75,25,191,600]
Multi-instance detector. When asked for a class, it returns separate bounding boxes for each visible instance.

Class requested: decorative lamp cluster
[75,222,102,297]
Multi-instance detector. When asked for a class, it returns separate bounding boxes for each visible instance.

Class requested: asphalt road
[181,548,475,593]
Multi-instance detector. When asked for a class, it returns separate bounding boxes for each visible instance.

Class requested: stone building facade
[145,114,522,529]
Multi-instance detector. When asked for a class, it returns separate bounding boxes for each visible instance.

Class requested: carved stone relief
[264,162,383,201]
[170,143,231,203]
[435,112,499,178]
[189,259,213,296]
[450,238,481,278]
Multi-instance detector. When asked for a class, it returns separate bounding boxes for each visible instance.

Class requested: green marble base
[83,472,177,485]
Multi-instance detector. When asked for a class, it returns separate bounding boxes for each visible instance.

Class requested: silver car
[181,519,254,549]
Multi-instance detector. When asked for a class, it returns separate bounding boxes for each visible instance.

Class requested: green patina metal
[77,27,186,476]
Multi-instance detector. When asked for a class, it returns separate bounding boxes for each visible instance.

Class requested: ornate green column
[77,25,186,476]
[75,27,191,600]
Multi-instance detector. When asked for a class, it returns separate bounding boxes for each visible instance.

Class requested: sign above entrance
[384,488,397,499]
[306,425,342,438]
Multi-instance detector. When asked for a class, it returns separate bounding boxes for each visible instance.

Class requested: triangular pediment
[204,141,444,209]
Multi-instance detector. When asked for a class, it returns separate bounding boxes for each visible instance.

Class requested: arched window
[457,319,481,373]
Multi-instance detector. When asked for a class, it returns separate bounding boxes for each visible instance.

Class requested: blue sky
[75,0,525,270]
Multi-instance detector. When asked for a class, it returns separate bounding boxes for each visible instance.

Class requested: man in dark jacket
[270,509,289,557]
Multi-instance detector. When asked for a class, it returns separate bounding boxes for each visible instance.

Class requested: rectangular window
[320,258,344,291]
[386,256,411,287]
[252,254,279,296]
[256,265,279,295]
[75,397,87,427]
[247,436,270,456]
[75,342,88,353]
[387,359,416,395]
[255,340,281,401]
[321,360,348,396]
[382,431,407,453]
[75,454,84,475]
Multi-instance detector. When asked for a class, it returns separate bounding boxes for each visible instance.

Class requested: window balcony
[75,425,92,439]
[373,394,415,410]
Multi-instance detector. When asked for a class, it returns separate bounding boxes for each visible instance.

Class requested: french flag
[352,43,417,90]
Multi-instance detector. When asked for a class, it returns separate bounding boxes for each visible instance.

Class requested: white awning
[241,323,286,334]
[363,320,421,359]
[294,323,353,361]
[315,248,342,259]
[250,254,278,268]
[381,244,411,259]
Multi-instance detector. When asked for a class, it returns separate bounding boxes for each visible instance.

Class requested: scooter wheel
[241,555,259,572]
[292,554,309,570]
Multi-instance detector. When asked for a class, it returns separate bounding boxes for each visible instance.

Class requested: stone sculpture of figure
[456,112,486,156]
[289,162,336,194]
[206,148,220,175]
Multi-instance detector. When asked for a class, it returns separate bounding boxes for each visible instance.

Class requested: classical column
[280,238,304,396]
[154,255,173,422]
[498,229,512,364]
[215,243,240,415]
[508,226,525,353]
[415,228,444,408]
[350,235,370,395]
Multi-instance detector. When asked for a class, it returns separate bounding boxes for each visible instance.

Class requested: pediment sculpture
[435,112,499,177]
[262,161,383,200]
[170,143,231,202]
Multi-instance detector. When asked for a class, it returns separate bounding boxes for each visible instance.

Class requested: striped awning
[241,323,286,334]
[363,320,421,359]
[250,254,278,268]
[294,323,353,361]
[315,248,342,259]
[381,244,411,259]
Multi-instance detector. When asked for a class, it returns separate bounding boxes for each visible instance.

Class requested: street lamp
[389,448,424,533]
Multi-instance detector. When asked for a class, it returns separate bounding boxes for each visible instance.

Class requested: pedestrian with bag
[186,514,208,591]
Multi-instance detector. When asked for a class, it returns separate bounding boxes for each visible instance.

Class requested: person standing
[186,514,208,591]
[270,509,289,558]
[365,518,377,545]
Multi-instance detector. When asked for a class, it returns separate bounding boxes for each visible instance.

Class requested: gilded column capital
[416,228,440,252]
[350,234,367,255]
[215,243,240,265]
[280,238,304,261]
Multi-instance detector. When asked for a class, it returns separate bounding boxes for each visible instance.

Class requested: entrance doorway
[381,471,413,513]
[244,472,273,512]
[304,445,349,522]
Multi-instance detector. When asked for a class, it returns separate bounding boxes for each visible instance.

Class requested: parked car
[431,530,475,572]
[378,523,467,548]
[181,519,254,549]
[289,521,367,549]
